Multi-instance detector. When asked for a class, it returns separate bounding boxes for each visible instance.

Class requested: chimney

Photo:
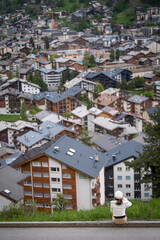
[95,154,99,162]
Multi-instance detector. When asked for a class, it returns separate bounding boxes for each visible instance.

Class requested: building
[0,88,33,114]
[38,67,66,88]
[124,95,152,115]
[0,120,37,145]
[33,87,83,114]
[10,136,107,212]
[0,165,27,211]
[105,138,152,200]
[154,81,160,102]
[0,78,40,94]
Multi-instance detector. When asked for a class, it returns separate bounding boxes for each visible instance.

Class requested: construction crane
[40,11,54,29]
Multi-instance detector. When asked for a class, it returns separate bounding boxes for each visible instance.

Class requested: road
[0,227,160,240]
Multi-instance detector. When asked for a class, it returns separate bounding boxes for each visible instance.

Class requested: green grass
[0,199,160,222]
[113,8,136,27]
[0,114,20,122]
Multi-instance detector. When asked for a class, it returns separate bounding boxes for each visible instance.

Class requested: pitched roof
[0,165,27,202]
[105,139,144,168]
[128,95,149,104]
[45,136,107,178]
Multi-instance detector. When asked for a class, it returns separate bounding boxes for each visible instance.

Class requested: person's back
[110,191,132,224]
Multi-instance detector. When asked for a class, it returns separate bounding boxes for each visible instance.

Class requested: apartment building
[105,138,152,200]
[10,136,107,212]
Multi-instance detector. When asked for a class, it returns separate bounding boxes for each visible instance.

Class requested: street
[0,227,160,240]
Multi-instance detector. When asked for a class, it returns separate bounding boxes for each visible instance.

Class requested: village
[0,1,160,213]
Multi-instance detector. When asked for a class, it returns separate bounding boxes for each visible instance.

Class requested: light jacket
[110,197,132,217]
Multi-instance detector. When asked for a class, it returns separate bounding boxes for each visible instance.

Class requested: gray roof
[0,165,27,202]
[45,136,107,179]
[34,121,74,137]
[34,86,83,103]
[0,152,21,166]
[128,95,149,104]
[17,130,50,147]
[93,134,128,152]
[105,139,144,168]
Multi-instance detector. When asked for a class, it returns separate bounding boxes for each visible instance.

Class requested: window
[64,194,72,199]
[34,192,43,197]
[42,162,48,167]
[126,176,131,180]
[36,203,43,208]
[43,172,49,178]
[32,161,41,167]
[23,170,31,175]
[118,184,122,188]
[62,173,71,179]
[52,188,61,192]
[34,182,42,188]
[126,193,131,197]
[63,184,72,189]
[144,193,149,197]
[117,167,122,171]
[24,181,32,186]
[50,167,59,172]
[24,191,32,196]
[44,203,51,208]
[33,172,42,177]
[43,183,50,188]
[126,167,130,171]
[65,204,73,209]
[51,178,60,182]
[126,184,131,188]
[44,193,50,198]
[117,176,122,180]
[109,175,113,179]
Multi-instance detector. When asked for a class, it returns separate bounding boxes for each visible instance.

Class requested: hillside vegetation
[0,199,160,221]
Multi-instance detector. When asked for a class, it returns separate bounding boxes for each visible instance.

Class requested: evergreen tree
[32,70,48,92]
[29,36,34,48]
[93,82,104,99]
[126,108,160,197]
[20,101,28,121]
[110,49,115,62]
[89,54,96,68]
[44,36,50,49]
[116,49,120,60]
[8,70,14,80]
[79,127,92,146]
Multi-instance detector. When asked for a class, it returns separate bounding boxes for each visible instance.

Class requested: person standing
[110,191,132,224]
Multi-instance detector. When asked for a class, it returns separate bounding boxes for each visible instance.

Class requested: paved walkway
[0,226,160,240]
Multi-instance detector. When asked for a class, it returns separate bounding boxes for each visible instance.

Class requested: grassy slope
[0,199,160,221]
[0,115,20,122]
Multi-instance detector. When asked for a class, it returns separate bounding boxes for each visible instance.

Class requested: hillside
[0,0,160,27]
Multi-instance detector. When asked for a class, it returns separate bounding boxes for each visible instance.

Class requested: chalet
[10,136,107,211]
[93,93,121,109]
[124,95,152,115]
[0,88,33,114]
[33,86,83,114]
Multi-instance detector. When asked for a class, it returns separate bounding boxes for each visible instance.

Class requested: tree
[51,194,68,212]
[79,127,92,146]
[44,36,49,49]
[8,70,14,80]
[29,36,34,48]
[93,82,104,99]
[20,101,28,121]
[89,54,96,68]
[32,70,48,92]
[126,108,160,197]
[110,49,115,62]
[116,49,120,61]
[83,50,90,69]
